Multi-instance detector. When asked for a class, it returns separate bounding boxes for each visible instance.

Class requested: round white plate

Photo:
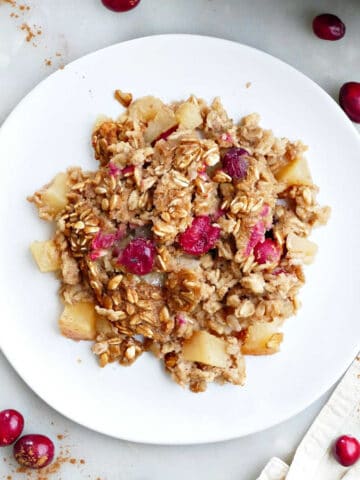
[0,34,359,445]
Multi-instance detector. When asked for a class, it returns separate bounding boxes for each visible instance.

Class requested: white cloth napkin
[256,356,360,479]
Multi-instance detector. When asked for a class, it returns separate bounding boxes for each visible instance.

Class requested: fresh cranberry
[312,14,345,40]
[0,409,24,446]
[101,0,141,12]
[333,435,360,467]
[118,238,156,275]
[254,239,281,264]
[14,434,55,469]
[222,148,249,180]
[339,82,360,123]
[178,216,221,256]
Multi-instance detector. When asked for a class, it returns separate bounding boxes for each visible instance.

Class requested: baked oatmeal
[28,93,330,392]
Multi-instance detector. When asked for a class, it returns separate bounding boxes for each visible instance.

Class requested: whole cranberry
[333,435,360,467]
[339,82,360,123]
[222,148,249,180]
[14,434,55,469]
[178,216,221,256]
[312,14,345,41]
[118,238,156,275]
[0,409,24,446]
[101,0,141,12]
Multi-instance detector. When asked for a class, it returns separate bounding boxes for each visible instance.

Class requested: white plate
[0,34,359,445]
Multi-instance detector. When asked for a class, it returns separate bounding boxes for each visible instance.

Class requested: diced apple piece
[30,240,60,272]
[59,302,97,341]
[286,233,318,265]
[175,102,203,129]
[276,156,313,186]
[241,322,283,355]
[95,315,114,337]
[128,96,164,122]
[183,330,228,368]
[144,106,178,143]
[42,172,69,214]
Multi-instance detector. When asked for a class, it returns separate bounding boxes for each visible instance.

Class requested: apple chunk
[59,302,97,341]
[241,322,283,355]
[95,315,114,337]
[175,101,203,129]
[183,330,229,368]
[128,95,164,122]
[276,156,313,186]
[30,240,60,272]
[286,233,318,265]
[42,172,69,214]
[144,106,178,143]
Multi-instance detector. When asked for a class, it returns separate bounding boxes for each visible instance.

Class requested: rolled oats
[28,93,329,392]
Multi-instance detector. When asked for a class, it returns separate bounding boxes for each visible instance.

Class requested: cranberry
[339,82,360,123]
[0,409,24,446]
[244,220,266,256]
[14,434,55,469]
[91,231,116,250]
[178,216,221,256]
[222,148,249,180]
[118,238,156,275]
[254,238,281,265]
[312,14,345,40]
[101,0,141,12]
[333,435,360,467]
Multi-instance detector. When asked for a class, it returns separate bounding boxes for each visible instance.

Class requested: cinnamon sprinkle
[5,441,89,480]
[20,23,41,43]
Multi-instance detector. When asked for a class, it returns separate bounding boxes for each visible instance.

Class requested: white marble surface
[0,0,359,479]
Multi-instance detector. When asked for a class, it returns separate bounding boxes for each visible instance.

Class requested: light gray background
[0,1,359,478]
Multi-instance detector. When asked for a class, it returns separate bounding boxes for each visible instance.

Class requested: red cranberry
[244,220,266,256]
[0,409,24,446]
[254,239,281,265]
[333,435,360,467]
[222,148,249,180]
[91,231,116,250]
[339,82,360,123]
[14,434,55,469]
[312,14,345,40]
[101,0,141,12]
[178,216,221,256]
[118,238,156,275]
